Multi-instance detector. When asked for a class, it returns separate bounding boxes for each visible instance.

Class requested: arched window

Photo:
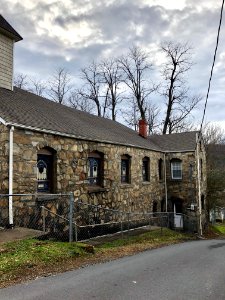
[87,151,104,186]
[171,159,182,180]
[142,157,150,181]
[37,147,56,193]
[121,154,131,183]
[158,159,163,180]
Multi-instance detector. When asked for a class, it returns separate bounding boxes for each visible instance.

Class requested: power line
[199,0,225,134]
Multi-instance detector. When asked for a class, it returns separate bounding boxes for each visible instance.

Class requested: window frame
[121,154,131,184]
[171,159,182,180]
[142,157,150,182]
[87,151,104,186]
[37,147,56,193]
[158,158,163,180]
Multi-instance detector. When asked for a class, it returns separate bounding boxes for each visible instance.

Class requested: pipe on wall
[164,153,168,212]
[9,125,14,226]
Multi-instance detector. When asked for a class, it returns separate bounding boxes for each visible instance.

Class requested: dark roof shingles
[0,15,22,42]
[0,87,161,151]
[0,87,197,152]
[148,132,198,152]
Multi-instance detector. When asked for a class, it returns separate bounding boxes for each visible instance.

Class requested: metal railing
[0,193,198,242]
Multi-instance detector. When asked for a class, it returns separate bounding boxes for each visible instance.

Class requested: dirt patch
[0,227,43,244]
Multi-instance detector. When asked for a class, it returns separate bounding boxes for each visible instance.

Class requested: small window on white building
[171,159,182,180]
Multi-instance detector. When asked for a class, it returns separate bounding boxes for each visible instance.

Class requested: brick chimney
[139,119,148,138]
[0,15,22,90]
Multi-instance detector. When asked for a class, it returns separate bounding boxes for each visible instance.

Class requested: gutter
[2,121,196,154]
[164,153,168,212]
[9,125,14,227]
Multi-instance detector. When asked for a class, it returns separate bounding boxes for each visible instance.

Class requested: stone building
[0,15,206,231]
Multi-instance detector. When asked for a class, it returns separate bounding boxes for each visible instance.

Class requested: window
[121,155,131,183]
[87,151,103,186]
[142,157,150,181]
[37,147,56,193]
[171,159,182,179]
[158,159,163,180]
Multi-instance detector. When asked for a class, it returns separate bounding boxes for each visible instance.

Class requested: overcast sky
[1,0,225,129]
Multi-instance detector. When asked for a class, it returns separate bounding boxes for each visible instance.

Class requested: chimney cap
[0,15,23,42]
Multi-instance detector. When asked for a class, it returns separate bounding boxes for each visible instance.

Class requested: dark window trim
[121,154,131,184]
[142,156,150,182]
[170,159,182,180]
[158,158,163,180]
[87,151,104,186]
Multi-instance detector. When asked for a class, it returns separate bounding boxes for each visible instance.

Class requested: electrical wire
[199,0,225,135]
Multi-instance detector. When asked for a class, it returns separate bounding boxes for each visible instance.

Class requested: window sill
[87,186,108,193]
[142,181,151,185]
[119,183,133,188]
[36,194,58,202]
[170,179,182,182]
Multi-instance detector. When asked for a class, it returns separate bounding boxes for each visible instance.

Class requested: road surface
[1,238,225,299]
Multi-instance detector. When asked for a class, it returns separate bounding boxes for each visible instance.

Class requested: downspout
[164,153,168,212]
[9,126,14,227]
[196,133,202,236]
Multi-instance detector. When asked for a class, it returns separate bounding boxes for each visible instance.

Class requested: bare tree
[14,73,29,89]
[118,46,157,120]
[146,103,160,134]
[29,78,46,96]
[48,68,72,104]
[122,98,160,134]
[100,58,123,121]
[69,90,95,113]
[161,42,201,134]
[202,123,225,145]
[78,61,109,117]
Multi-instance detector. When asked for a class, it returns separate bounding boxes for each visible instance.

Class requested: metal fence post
[120,212,123,238]
[69,192,74,242]
[160,214,163,235]
[74,198,78,242]
[127,212,130,232]
[42,206,46,233]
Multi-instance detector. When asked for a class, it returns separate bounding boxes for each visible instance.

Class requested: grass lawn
[0,228,194,288]
[211,223,225,235]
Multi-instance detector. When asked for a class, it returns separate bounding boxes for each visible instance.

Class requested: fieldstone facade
[0,125,207,227]
[1,126,165,212]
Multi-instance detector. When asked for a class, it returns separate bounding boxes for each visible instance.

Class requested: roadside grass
[0,239,91,284]
[211,223,225,235]
[0,228,194,287]
[99,228,192,248]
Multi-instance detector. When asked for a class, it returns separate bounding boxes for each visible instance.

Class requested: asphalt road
[1,239,225,300]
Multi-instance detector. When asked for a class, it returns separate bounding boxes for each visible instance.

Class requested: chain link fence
[0,193,198,242]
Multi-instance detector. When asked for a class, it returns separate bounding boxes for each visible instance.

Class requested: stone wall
[0,124,9,193]
[164,146,207,214]
[0,126,207,228]
[8,127,165,214]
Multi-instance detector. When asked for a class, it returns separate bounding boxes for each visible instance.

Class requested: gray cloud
[1,0,225,126]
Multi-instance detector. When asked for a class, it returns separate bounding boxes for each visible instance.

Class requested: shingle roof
[0,87,162,151]
[0,15,22,42]
[148,131,198,152]
[0,87,198,152]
